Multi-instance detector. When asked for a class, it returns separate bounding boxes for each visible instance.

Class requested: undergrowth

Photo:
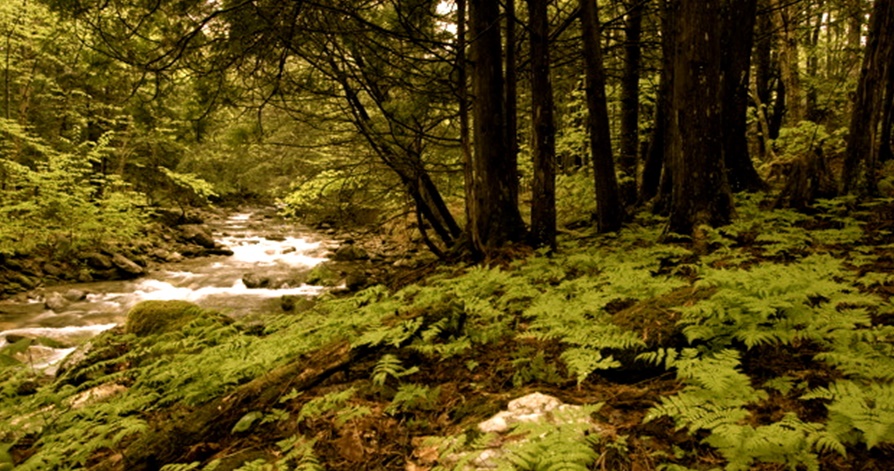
[2,194,894,470]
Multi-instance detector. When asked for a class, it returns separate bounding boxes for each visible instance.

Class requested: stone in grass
[125,300,214,337]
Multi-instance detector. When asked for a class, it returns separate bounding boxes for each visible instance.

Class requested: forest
[2,0,894,469]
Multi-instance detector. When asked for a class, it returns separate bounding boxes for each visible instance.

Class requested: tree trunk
[528,0,557,249]
[805,0,825,121]
[457,0,473,228]
[619,0,644,205]
[504,0,520,210]
[580,0,624,232]
[720,0,766,192]
[773,0,803,125]
[469,0,526,253]
[881,62,894,163]
[842,0,894,195]
[642,0,676,210]
[666,0,733,237]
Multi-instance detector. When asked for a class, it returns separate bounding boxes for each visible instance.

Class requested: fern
[560,348,621,385]
[385,383,440,415]
[492,404,603,471]
[803,381,894,449]
[644,349,765,433]
[297,387,356,422]
[370,354,418,387]
[678,254,879,351]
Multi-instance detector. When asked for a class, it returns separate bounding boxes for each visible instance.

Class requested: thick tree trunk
[528,0,557,249]
[469,0,526,253]
[619,0,644,205]
[580,0,624,233]
[842,0,894,195]
[720,0,766,192]
[666,0,733,236]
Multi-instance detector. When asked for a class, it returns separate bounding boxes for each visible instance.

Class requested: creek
[0,211,335,372]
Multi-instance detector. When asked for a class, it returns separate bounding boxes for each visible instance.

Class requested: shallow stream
[0,211,334,370]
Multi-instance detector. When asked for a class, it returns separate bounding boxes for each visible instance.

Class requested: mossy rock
[306,263,342,287]
[125,300,209,337]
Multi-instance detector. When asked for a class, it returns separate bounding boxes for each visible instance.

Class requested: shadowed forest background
[2,0,894,469]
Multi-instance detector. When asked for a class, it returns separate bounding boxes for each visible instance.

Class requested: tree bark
[720,0,766,192]
[457,0,473,228]
[580,0,624,232]
[528,0,557,249]
[642,0,676,210]
[469,0,526,253]
[773,0,803,125]
[666,0,733,236]
[842,0,894,195]
[619,0,644,205]
[504,0,520,210]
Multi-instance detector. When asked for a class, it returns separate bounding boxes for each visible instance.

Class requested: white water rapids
[0,211,335,372]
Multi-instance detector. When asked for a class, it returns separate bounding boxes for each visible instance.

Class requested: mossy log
[119,341,369,470]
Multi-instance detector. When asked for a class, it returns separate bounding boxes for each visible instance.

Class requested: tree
[842,0,894,195]
[528,0,557,249]
[619,0,644,205]
[719,0,766,192]
[468,0,526,253]
[641,0,675,206]
[580,0,624,233]
[666,0,733,237]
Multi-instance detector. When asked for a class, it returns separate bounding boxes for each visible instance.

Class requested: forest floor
[3,193,894,471]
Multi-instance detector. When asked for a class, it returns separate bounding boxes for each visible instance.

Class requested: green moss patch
[125,300,209,337]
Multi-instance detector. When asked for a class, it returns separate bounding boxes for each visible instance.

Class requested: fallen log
[119,341,367,470]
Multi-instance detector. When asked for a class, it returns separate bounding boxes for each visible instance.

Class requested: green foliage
[281,168,383,225]
[555,171,597,227]
[157,167,218,209]
[0,130,148,256]
[678,254,877,350]
[803,381,894,449]
[642,349,833,471]
[385,383,440,415]
[371,354,419,387]
[770,121,847,162]
[297,387,357,422]
[437,403,604,471]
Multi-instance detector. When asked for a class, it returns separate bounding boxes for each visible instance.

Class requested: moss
[306,263,342,287]
[125,300,209,337]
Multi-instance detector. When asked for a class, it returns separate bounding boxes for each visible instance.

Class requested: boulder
[151,249,183,262]
[280,295,316,313]
[206,246,235,256]
[11,273,37,289]
[332,243,368,261]
[242,272,270,289]
[42,262,65,277]
[125,300,208,337]
[62,289,88,302]
[177,224,217,249]
[111,253,144,277]
[44,292,69,311]
[345,271,369,292]
[84,252,113,270]
[306,263,342,287]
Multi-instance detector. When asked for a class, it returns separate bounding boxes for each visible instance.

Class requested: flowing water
[0,211,335,371]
